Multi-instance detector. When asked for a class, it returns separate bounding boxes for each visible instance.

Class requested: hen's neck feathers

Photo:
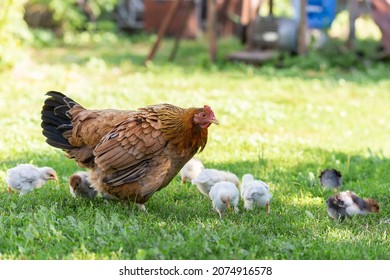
[155,105,208,154]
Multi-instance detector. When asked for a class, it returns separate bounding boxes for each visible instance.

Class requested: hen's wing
[93,112,169,190]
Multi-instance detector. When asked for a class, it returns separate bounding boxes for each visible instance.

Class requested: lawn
[0,32,389,260]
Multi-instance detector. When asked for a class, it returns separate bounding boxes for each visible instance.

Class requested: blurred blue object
[294,0,337,29]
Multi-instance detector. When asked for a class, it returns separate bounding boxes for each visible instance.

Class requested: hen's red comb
[203,105,215,117]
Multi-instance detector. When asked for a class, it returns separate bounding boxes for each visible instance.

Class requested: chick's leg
[8,186,11,194]
[266,202,270,214]
[19,190,28,196]
[213,201,223,219]
[244,200,254,210]
[232,198,239,213]
[136,203,147,212]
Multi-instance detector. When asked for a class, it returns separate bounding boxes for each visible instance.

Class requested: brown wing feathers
[102,160,150,186]
[93,116,167,187]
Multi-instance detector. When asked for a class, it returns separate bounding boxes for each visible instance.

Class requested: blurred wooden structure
[144,0,302,64]
[370,0,390,57]
[227,0,307,63]
[144,0,199,38]
[144,0,390,64]
[144,0,217,63]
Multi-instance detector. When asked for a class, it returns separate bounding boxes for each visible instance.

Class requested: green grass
[0,33,389,260]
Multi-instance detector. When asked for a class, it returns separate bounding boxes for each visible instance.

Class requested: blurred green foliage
[0,0,32,70]
[27,0,117,32]
[0,0,118,70]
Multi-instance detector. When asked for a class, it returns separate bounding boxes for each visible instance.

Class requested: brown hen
[41,91,218,209]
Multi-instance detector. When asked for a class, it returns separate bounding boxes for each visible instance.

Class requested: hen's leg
[266,202,270,214]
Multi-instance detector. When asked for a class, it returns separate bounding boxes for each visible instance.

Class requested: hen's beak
[210,118,219,125]
[51,175,59,182]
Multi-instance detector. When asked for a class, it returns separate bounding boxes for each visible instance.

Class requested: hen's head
[193,105,219,128]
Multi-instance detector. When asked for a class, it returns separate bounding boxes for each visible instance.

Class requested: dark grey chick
[319,169,342,192]
[69,171,97,199]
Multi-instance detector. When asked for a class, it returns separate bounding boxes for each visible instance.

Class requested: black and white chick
[326,191,380,221]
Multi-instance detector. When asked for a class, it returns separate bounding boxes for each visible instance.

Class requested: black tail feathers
[41,91,82,150]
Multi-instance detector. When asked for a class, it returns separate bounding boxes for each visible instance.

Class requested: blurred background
[1,0,389,71]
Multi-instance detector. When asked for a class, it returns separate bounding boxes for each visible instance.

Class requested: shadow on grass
[1,146,388,238]
[1,146,389,260]
[2,146,389,212]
